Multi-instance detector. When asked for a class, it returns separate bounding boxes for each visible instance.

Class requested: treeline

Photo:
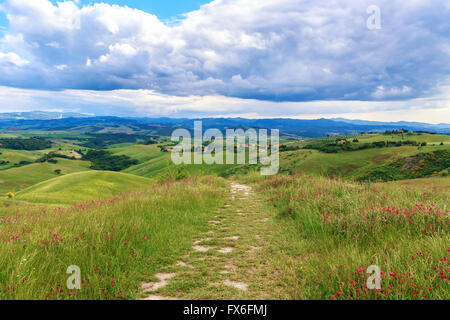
[304,139,426,153]
[82,134,154,148]
[0,138,51,150]
[279,145,301,152]
[82,150,138,171]
[35,152,77,163]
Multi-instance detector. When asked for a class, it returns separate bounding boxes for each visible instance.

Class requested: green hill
[15,171,153,204]
[279,133,450,179]
[114,144,247,178]
[0,158,93,194]
[358,149,450,181]
[0,148,44,170]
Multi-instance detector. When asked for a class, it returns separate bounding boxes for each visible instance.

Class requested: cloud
[0,51,28,66]
[0,83,448,123]
[371,85,412,99]
[0,0,448,103]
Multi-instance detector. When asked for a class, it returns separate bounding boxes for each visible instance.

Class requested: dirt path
[140,181,283,300]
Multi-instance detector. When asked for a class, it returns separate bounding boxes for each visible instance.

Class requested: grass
[0,148,44,170]
[0,159,93,195]
[253,174,449,299]
[15,171,154,205]
[356,133,450,145]
[119,144,255,178]
[278,144,449,179]
[150,182,284,299]
[0,131,448,300]
[359,149,450,181]
[109,144,164,164]
[0,176,227,300]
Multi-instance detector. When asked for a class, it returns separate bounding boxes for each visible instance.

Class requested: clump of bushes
[161,163,189,181]
[82,150,138,171]
[0,138,51,150]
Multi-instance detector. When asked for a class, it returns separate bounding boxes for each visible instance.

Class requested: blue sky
[0,0,449,122]
[0,1,212,29]
[0,10,7,34]
[52,0,212,20]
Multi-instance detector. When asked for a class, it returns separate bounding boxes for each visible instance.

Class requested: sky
[0,0,449,123]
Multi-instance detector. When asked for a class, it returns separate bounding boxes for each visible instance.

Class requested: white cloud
[0,51,28,66]
[0,0,448,122]
[0,83,448,123]
[372,85,413,99]
[55,64,68,70]
[0,0,448,103]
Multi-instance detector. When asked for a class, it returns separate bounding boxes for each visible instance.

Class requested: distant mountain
[0,114,448,138]
[136,117,450,137]
[0,111,93,120]
[331,118,450,130]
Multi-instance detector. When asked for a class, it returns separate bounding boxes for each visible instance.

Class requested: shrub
[161,163,189,181]
[83,150,138,171]
[0,138,51,150]
[6,192,14,199]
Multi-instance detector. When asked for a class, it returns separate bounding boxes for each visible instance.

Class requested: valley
[0,119,448,300]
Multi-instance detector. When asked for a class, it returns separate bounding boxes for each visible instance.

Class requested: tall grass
[0,176,226,300]
[257,175,449,299]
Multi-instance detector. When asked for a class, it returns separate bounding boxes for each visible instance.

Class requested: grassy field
[0,159,92,195]
[116,144,254,178]
[0,176,227,300]
[0,149,44,170]
[0,130,448,300]
[355,133,450,145]
[279,143,449,179]
[251,174,449,299]
[15,171,154,205]
[109,144,166,164]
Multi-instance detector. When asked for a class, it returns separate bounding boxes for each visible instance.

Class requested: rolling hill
[0,158,93,194]
[277,133,450,179]
[15,171,154,204]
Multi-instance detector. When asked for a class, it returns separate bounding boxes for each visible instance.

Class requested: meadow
[0,159,92,195]
[15,171,154,205]
[279,133,450,179]
[251,174,449,299]
[0,130,448,300]
[0,176,227,299]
